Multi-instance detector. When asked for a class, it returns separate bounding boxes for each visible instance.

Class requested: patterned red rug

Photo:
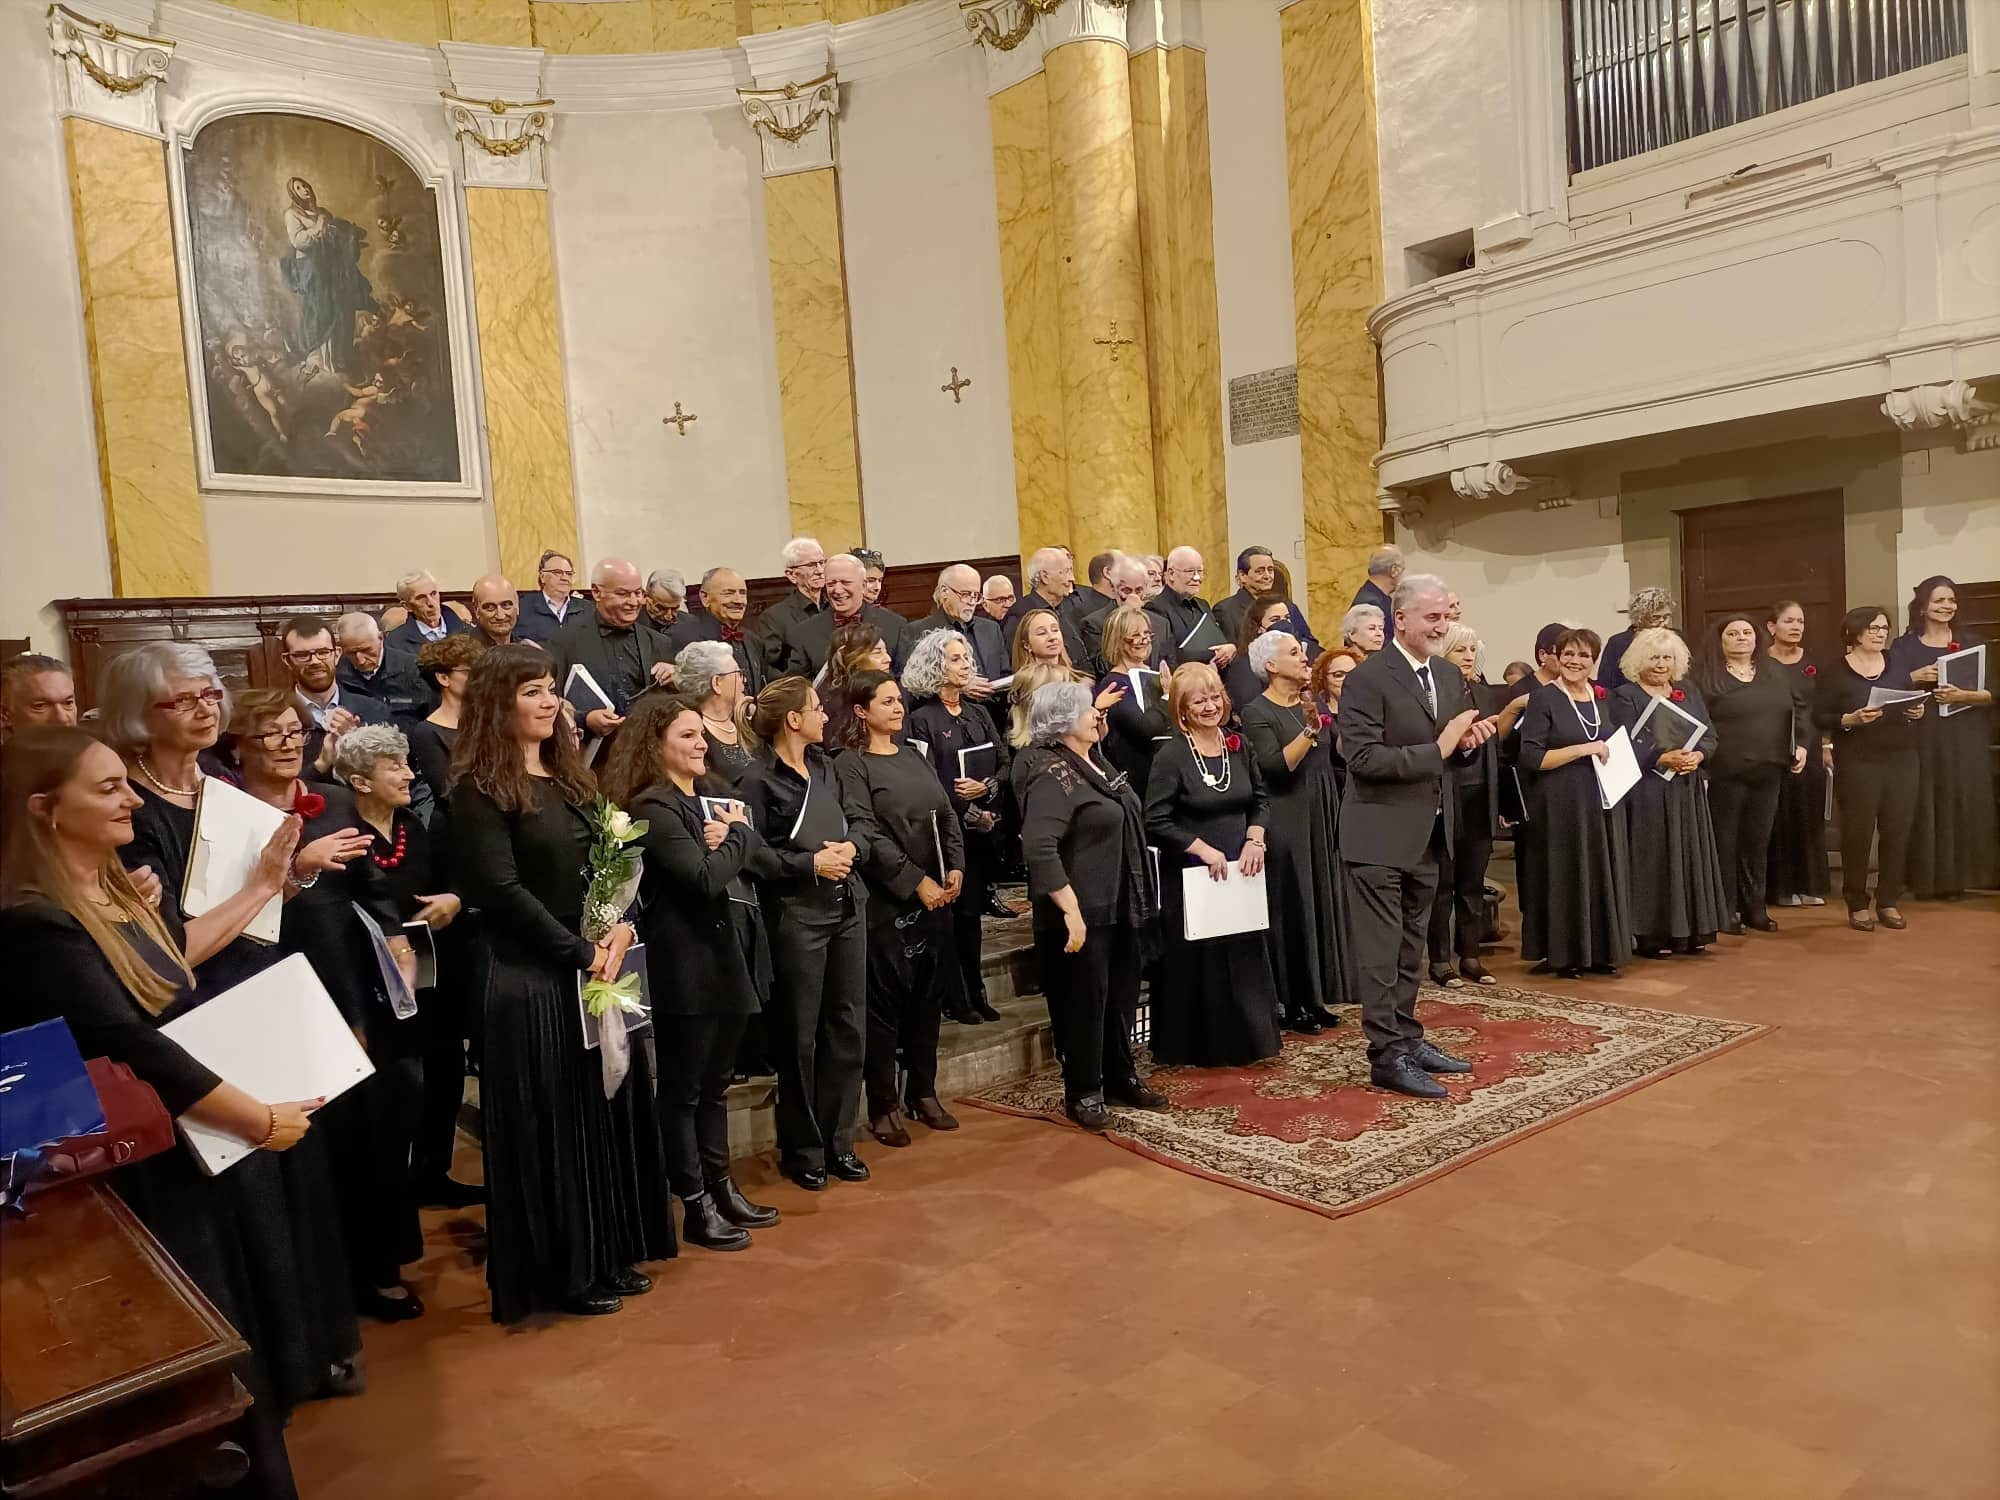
[966,982,1771,1219]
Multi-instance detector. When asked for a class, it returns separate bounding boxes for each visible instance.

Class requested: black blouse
[1096,667,1173,794]
[1018,746,1145,923]
[406,720,457,817]
[904,697,1009,820]
[1144,735,1270,864]
[835,746,967,903]
[1700,664,1802,774]
[701,727,756,791]
[1610,681,1716,776]
[1813,654,1922,757]
[738,746,876,903]
[451,779,596,970]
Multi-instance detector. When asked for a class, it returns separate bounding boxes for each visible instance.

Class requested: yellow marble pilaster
[63,119,207,597]
[652,0,739,49]
[1281,0,1384,632]
[464,188,581,587]
[761,169,866,551]
[530,0,655,51]
[293,0,452,42]
[1130,41,1227,579]
[448,0,534,45]
[988,74,1070,565]
[215,0,304,22]
[1045,37,1157,566]
[749,0,826,29]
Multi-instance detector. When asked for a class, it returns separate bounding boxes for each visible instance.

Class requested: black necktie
[1416,662,1436,717]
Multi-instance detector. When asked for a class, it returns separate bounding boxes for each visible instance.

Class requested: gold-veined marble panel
[989,73,1069,567]
[464,189,580,588]
[63,120,207,597]
[1046,38,1156,566]
[748,0,825,31]
[448,0,534,45]
[531,0,655,51]
[827,0,907,21]
[1282,0,1384,631]
[762,169,865,551]
[652,0,738,49]
[294,0,451,42]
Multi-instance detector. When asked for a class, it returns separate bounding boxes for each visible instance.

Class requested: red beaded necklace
[370,822,409,870]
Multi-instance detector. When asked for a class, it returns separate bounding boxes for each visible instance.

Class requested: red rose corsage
[293,788,326,819]
[1224,733,1242,752]
[1803,664,1817,677]
[1950,640,1961,651]
[1669,688,1685,702]
[1319,711,1334,729]
[1592,684,1607,700]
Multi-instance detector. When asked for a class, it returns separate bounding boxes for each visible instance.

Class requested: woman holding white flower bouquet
[451,645,674,1322]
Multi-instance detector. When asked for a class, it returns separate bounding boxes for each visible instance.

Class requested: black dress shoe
[680,1195,751,1252]
[784,1165,828,1191]
[1284,1011,1324,1036]
[1876,906,1907,930]
[708,1177,780,1228]
[827,1152,871,1182]
[982,893,1023,920]
[1743,914,1778,932]
[1303,1005,1342,1028]
[869,1112,913,1148]
[601,1266,653,1296]
[1369,1056,1448,1100]
[1412,1040,1472,1075]
[357,1286,425,1323]
[326,1357,366,1397]
[416,1176,487,1209]
[562,1291,623,1317]
[907,1096,961,1131]
[1104,1075,1170,1111]
[1064,1093,1110,1131]
[971,999,1003,1022]
[1721,919,1746,937]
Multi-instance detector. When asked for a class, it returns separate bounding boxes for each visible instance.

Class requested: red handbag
[25,1058,176,1191]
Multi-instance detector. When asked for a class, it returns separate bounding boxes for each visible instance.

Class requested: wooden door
[1680,491,1846,658]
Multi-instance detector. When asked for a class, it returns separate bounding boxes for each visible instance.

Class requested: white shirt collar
[1392,637,1432,675]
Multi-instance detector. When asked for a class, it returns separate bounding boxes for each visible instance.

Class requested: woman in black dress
[740,675,876,1192]
[676,638,760,791]
[1814,606,1928,931]
[1017,680,1165,1129]
[833,670,968,1146]
[407,634,484,823]
[1238,629,1345,1032]
[1518,628,1634,977]
[1143,662,1283,1066]
[452,644,673,1321]
[1764,601,1831,907]
[1308,647,1359,795]
[1891,577,1997,899]
[1222,594,1293,721]
[1095,604,1172,798]
[1697,614,1805,934]
[1,729,333,1499]
[1610,628,1726,956]
[603,695,780,1253]
[901,629,1009,1022]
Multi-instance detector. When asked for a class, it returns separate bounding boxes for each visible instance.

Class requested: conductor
[1336,573,1497,1098]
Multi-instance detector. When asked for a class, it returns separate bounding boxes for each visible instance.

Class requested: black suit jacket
[1003,591,1088,667]
[899,610,1007,679]
[753,590,825,680]
[630,783,763,1016]
[1336,645,1475,868]
[384,612,471,658]
[336,646,428,722]
[298,686,392,780]
[787,603,911,680]
[1212,587,1257,644]
[550,612,676,715]
[666,608,766,695]
[514,590,593,646]
[1144,586,1227,669]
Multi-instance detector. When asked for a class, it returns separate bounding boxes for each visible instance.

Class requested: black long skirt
[1521,760,1634,971]
[1621,770,1727,950]
[481,949,675,1324]
[1909,704,1999,897]
[1260,757,1349,1014]
[1768,750,1830,900]
[1151,869,1283,1068]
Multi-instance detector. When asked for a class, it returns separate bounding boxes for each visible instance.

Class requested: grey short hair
[334,611,379,644]
[899,628,961,700]
[1340,603,1384,642]
[1247,628,1293,683]
[646,569,686,599]
[1391,572,1449,616]
[981,575,1012,599]
[96,643,231,751]
[699,565,735,589]
[394,570,434,604]
[1025,547,1067,590]
[333,722,409,784]
[674,639,741,701]
[1367,545,1405,577]
[1027,679,1094,746]
[781,536,824,568]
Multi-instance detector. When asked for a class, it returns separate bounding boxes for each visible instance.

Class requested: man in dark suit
[900,563,1009,682]
[333,611,428,722]
[550,557,675,736]
[515,549,594,645]
[384,569,473,657]
[667,566,765,695]
[783,553,909,679]
[1351,544,1404,621]
[1212,545,1279,643]
[1002,545,1088,665]
[753,536,828,679]
[1077,553,1151,673]
[281,614,393,778]
[1144,547,1235,671]
[1336,573,1496,1098]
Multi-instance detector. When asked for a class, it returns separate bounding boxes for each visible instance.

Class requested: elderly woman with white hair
[1238,628,1346,1032]
[1340,602,1386,662]
[1610,626,1727,956]
[1017,679,1165,1130]
[675,638,758,790]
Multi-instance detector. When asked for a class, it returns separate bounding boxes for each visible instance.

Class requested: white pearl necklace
[1186,731,1232,791]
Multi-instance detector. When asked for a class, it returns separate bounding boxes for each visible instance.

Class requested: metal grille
[1564,0,1969,175]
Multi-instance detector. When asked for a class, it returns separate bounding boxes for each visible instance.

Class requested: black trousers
[766,888,867,1172]
[1833,748,1920,910]
[1427,789,1492,967]
[948,824,999,1014]
[1343,823,1443,1065]
[1709,764,1783,923]
[864,904,951,1116]
[411,926,476,1184]
[653,1011,748,1199]
[1031,910,1139,1101]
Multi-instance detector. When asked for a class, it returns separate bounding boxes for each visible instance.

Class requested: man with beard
[282,615,390,777]
[901,563,1008,686]
[668,566,765,694]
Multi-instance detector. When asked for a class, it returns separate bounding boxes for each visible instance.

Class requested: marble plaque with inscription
[1228,365,1300,445]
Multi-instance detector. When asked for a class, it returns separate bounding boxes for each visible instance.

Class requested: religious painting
[182,112,464,488]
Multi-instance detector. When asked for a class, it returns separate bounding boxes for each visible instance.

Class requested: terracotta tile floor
[288,892,2000,1498]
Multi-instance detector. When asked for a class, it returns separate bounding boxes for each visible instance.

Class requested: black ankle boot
[680,1193,751,1251]
[708,1177,779,1228]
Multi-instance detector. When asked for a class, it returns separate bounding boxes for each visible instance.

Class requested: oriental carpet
[966,982,1770,1219]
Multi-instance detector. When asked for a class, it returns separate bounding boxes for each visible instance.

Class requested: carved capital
[739,73,841,177]
[960,1,1048,93]
[1039,0,1132,53]
[1880,380,1997,432]
[47,4,174,135]
[444,94,554,189]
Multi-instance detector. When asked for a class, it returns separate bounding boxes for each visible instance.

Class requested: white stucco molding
[439,44,551,188]
[738,74,841,177]
[154,0,450,102]
[1038,0,1131,55]
[48,3,176,136]
[960,1,1047,95]
[1126,0,1203,55]
[1449,461,1563,501]
[1881,380,1999,430]
[834,0,976,84]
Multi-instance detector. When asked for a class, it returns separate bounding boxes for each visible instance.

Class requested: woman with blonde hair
[1011,606,1075,676]
[1142,661,1283,1066]
[1096,603,1173,799]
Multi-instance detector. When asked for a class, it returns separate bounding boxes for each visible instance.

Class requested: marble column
[1128,0,1227,580]
[741,35,867,550]
[443,54,582,586]
[1279,0,1385,632]
[49,8,207,597]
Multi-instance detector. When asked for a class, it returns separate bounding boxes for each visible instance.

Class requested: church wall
[0,2,116,648]
[837,44,1020,568]
[1203,0,1306,596]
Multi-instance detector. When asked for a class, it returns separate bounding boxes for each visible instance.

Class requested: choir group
[0,538,1991,1500]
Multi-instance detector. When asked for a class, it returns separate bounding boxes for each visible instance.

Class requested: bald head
[471,574,518,644]
[699,566,749,624]
[335,611,384,673]
[1026,546,1074,602]
[1163,547,1206,597]
[936,563,981,623]
[1106,553,1149,605]
[824,553,868,619]
[592,557,645,627]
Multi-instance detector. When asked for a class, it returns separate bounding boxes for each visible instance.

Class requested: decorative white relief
[1038,0,1132,54]
[1880,381,1998,432]
[47,4,174,135]
[961,1,1048,95]
[443,95,554,189]
[739,74,841,177]
[1450,461,1555,500]
[1126,0,1203,56]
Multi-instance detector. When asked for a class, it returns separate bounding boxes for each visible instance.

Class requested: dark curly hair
[599,693,702,808]
[828,669,896,752]
[450,643,594,810]
[416,631,486,690]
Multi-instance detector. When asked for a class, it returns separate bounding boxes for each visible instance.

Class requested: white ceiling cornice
[154,0,450,101]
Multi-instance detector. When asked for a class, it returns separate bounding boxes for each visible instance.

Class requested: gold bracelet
[260,1106,279,1149]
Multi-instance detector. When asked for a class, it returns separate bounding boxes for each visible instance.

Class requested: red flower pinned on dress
[1318,711,1334,729]
[1224,733,1242,752]
[1592,684,1607,700]
[1803,664,1817,677]
[1669,688,1686,702]
[1950,640,1961,651]
[292,788,326,819]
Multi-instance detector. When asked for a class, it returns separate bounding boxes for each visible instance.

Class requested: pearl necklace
[138,756,202,797]
[1565,690,1602,742]
[1185,731,1232,791]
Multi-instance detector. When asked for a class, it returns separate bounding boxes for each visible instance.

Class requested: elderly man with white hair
[1352,543,1405,619]
[902,563,1008,684]
[385,568,471,656]
[1143,546,1235,670]
[551,557,676,735]
[1002,545,1087,664]
[644,569,686,630]
[979,573,1017,623]
[667,565,763,694]
[1077,553,1152,674]
[756,535,829,678]
[784,552,911,679]
[334,609,429,722]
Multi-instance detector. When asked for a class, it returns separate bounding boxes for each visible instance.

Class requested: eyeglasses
[252,727,305,747]
[788,561,827,575]
[539,565,574,580]
[942,587,980,603]
[285,647,337,662]
[154,688,225,715]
